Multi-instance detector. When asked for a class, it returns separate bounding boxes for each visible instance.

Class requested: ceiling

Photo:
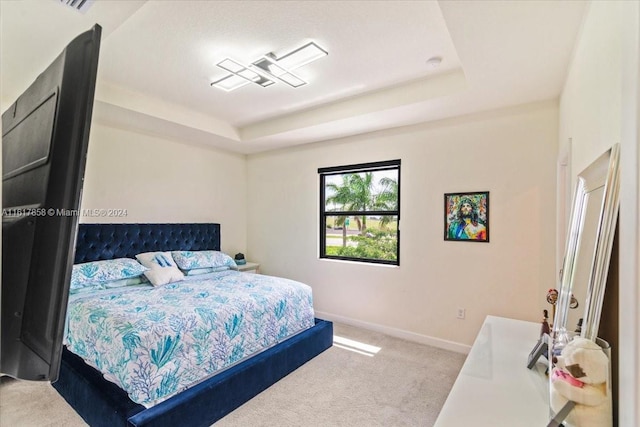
[1,0,587,154]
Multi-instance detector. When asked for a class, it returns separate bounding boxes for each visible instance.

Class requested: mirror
[553,144,620,342]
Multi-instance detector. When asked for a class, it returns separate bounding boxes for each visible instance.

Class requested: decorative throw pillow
[71,258,148,292]
[171,250,237,271]
[135,252,185,286]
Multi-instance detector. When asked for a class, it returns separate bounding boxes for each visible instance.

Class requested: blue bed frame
[52,223,333,427]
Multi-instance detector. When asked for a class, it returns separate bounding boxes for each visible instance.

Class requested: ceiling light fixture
[210,74,250,92]
[211,41,328,92]
[252,56,307,88]
[216,58,275,87]
[274,42,328,70]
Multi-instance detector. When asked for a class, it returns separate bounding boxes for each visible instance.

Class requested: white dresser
[434,316,550,426]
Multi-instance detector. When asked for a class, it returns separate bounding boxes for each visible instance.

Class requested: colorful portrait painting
[444,191,489,242]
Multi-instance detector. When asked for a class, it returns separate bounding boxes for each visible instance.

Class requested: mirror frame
[554,144,620,342]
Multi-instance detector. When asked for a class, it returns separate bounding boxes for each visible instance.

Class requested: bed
[52,223,333,427]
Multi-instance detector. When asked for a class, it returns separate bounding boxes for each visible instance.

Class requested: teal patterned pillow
[69,282,105,295]
[103,276,148,289]
[183,266,232,276]
[71,258,147,292]
[69,276,147,295]
[171,251,237,270]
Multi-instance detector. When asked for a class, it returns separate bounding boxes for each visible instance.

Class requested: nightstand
[232,262,260,274]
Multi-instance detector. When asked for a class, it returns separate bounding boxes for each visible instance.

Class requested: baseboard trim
[315,310,471,355]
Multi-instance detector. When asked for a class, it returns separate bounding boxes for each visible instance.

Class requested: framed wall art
[444,191,489,242]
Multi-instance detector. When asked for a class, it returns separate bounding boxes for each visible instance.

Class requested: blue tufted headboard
[74,223,221,263]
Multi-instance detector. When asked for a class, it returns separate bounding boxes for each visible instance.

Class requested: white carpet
[0,323,465,427]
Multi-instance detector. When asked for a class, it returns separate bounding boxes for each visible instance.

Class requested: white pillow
[135,252,184,286]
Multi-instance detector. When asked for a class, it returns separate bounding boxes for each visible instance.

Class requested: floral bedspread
[64,270,315,407]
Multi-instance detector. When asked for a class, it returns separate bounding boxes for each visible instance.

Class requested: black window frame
[318,159,401,266]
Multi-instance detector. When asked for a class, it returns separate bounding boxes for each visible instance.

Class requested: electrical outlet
[456,308,466,319]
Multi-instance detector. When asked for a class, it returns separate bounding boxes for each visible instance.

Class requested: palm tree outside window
[319,159,400,265]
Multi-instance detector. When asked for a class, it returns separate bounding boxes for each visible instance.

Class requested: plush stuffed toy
[550,337,612,427]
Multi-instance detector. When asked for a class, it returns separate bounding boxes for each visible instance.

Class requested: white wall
[80,123,248,256]
[559,2,639,425]
[560,2,623,176]
[247,101,558,349]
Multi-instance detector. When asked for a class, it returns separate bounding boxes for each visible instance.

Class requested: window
[319,159,400,265]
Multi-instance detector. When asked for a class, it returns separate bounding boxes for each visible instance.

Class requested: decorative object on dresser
[547,288,559,327]
[544,288,578,330]
[541,309,551,336]
[527,331,549,370]
[550,337,612,427]
[444,191,489,242]
[52,223,332,427]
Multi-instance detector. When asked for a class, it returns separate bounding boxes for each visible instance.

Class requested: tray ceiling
[1,1,587,153]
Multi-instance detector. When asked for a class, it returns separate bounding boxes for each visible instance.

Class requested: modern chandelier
[211,42,328,92]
